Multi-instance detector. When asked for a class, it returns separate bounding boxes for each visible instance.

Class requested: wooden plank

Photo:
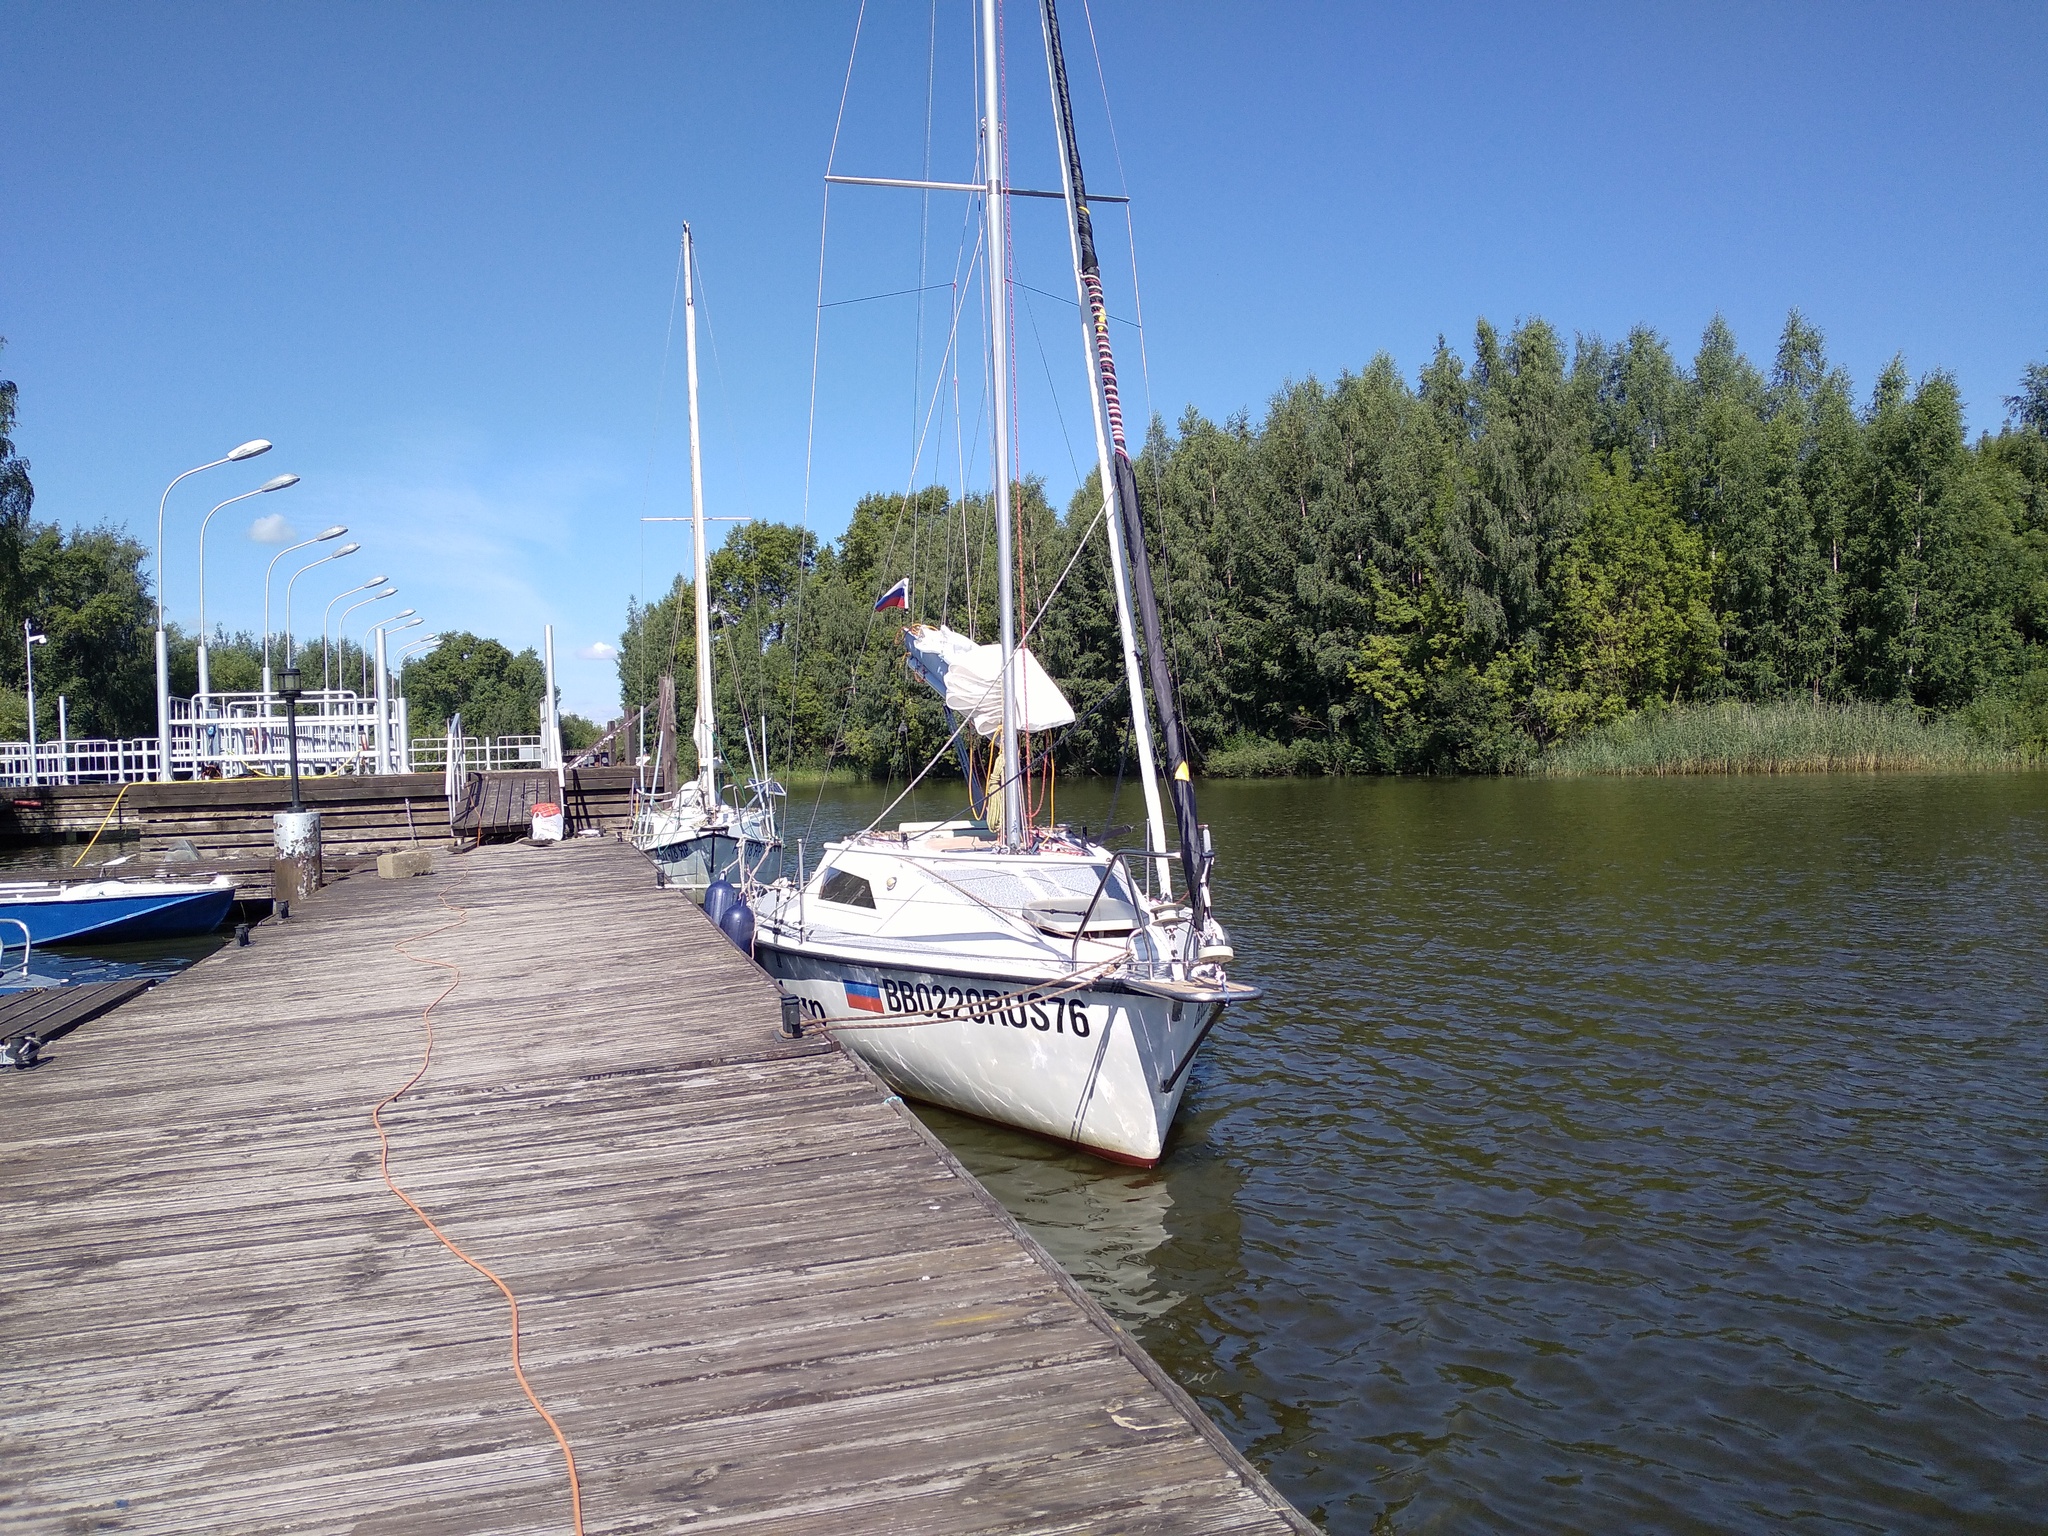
[0,838,1310,1534]
[0,977,154,1045]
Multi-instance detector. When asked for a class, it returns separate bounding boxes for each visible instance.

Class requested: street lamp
[335,587,398,694]
[23,622,47,788]
[284,542,360,669]
[321,573,387,689]
[153,438,271,779]
[262,526,346,694]
[196,472,298,697]
[278,663,305,812]
[366,614,422,775]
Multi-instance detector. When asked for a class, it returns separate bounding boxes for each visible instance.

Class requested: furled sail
[1041,0,1210,931]
[903,624,1075,738]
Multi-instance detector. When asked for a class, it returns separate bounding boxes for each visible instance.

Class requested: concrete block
[377,847,435,879]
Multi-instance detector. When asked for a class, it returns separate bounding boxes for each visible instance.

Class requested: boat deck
[0,836,1308,1533]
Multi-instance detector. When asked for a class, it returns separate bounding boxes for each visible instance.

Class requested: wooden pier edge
[0,837,1313,1534]
[835,1044,1319,1534]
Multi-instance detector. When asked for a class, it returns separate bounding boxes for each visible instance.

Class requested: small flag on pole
[874,577,910,612]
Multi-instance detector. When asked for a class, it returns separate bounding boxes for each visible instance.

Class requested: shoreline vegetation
[1204,690,2048,777]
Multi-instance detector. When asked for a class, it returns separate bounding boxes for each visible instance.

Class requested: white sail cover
[903,624,1075,736]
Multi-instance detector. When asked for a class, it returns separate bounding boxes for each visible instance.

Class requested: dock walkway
[1,838,1307,1534]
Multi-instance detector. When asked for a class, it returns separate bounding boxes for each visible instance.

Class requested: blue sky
[5,2,2043,721]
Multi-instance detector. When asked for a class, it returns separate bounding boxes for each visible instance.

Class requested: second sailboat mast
[682,222,716,807]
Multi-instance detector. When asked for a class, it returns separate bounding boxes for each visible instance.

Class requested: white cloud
[578,641,618,661]
[249,512,296,544]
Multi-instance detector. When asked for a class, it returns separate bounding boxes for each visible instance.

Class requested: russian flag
[844,979,885,1014]
[874,577,910,612]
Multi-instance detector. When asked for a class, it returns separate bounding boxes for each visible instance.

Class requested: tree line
[620,313,2048,778]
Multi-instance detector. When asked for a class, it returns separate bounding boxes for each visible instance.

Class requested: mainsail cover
[903,625,1075,738]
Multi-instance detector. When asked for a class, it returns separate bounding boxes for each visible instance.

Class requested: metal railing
[407,735,546,773]
[0,690,410,784]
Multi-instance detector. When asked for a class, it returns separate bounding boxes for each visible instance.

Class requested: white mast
[1038,7,1170,893]
[981,0,1022,850]
[683,222,717,808]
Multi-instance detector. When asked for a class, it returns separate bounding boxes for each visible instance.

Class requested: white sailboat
[745,0,1256,1167]
[632,222,782,896]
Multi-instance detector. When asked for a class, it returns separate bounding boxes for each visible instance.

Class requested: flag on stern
[843,979,885,1014]
[874,577,910,612]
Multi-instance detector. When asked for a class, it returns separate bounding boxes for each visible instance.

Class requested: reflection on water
[920,1105,1185,1319]
[808,771,2048,1534]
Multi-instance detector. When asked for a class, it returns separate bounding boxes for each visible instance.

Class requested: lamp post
[322,574,387,689]
[284,542,360,670]
[367,614,421,774]
[361,608,416,695]
[335,586,398,694]
[279,663,305,812]
[196,472,298,698]
[262,526,346,694]
[154,439,271,779]
[23,622,47,788]
[272,661,322,909]
[396,635,439,768]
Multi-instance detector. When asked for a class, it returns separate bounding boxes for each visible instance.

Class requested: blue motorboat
[0,877,236,946]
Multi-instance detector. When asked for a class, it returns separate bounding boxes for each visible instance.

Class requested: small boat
[745,0,1257,1167]
[0,876,236,946]
[631,221,782,898]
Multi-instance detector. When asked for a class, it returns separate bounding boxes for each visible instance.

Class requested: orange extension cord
[374,886,586,1535]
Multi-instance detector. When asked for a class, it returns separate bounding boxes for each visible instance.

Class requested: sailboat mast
[981,0,1022,850]
[682,222,716,807]
[1037,0,1170,895]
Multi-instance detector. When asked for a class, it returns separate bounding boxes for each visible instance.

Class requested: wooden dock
[0,837,1308,1534]
[0,768,640,898]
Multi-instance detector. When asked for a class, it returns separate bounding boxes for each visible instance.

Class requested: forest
[619,313,2048,778]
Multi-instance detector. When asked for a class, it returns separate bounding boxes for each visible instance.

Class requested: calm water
[796,772,2048,1534]
[0,846,227,989]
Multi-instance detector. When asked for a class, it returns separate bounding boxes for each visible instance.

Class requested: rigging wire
[863,502,1106,834]
[911,0,938,625]
[793,0,870,774]
[802,232,985,844]
[1077,0,1156,434]
[1020,286,1082,484]
[632,228,690,754]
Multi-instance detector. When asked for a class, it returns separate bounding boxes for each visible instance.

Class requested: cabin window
[819,868,876,909]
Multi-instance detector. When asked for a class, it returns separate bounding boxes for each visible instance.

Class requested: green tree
[401,632,546,743]
[1532,453,1720,733]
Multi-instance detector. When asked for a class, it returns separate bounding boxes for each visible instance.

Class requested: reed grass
[771,763,883,788]
[1537,697,2029,776]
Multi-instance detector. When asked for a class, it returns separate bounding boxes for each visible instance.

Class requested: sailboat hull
[756,942,1220,1166]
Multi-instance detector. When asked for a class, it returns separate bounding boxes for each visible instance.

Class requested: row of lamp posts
[149,439,432,790]
[147,440,445,909]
